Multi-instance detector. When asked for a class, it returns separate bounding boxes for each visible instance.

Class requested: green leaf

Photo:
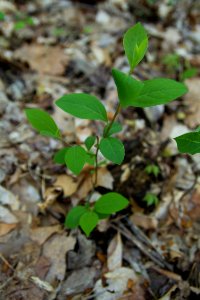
[94,192,129,214]
[85,135,96,150]
[123,22,148,71]
[25,108,60,138]
[65,145,87,175]
[79,211,99,237]
[181,68,197,81]
[95,212,111,220]
[54,147,68,164]
[65,206,87,229]
[0,12,5,21]
[99,137,125,164]
[85,153,95,166]
[133,78,188,107]
[143,193,159,206]
[103,121,123,137]
[55,93,107,122]
[112,68,144,108]
[174,132,200,155]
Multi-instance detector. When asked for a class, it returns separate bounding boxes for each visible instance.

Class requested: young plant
[145,164,160,177]
[143,192,159,207]
[25,23,187,236]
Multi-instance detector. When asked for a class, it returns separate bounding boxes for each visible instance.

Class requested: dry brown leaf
[14,44,68,75]
[184,78,200,128]
[54,174,78,197]
[107,232,123,271]
[39,186,62,212]
[0,222,17,236]
[130,213,158,230]
[43,233,76,283]
[30,225,62,245]
[76,167,113,199]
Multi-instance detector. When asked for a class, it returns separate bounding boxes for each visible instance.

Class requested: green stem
[103,103,121,137]
[94,136,100,186]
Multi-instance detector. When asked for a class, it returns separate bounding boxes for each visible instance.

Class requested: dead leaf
[95,267,138,300]
[43,233,76,283]
[14,45,68,75]
[30,225,62,245]
[130,213,158,230]
[76,167,113,199]
[54,174,78,196]
[107,232,123,271]
[0,222,17,236]
[184,78,200,128]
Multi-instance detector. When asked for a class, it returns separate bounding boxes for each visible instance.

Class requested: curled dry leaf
[107,232,123,271]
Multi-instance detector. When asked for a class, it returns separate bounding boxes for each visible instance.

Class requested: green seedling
[25,23,187,236]
[145,164,160,177]
[14,16,34,31]
[163,53,197,81]
[143,192,159,206]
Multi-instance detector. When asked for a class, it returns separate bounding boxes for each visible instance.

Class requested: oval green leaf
[94,192,129,214]
[135,78,188,107]
[55,93,107,122]
[54,147,68,164]
[123,22,148,71]
[103,121,123,137]
[65,206,87,229]
[112,68,144,108]
[99,137,125,165]
[85,135,96,150]
[79,211,99,237]
[65,145,87,175]
[25,108,60,138]
[174,132,200,155]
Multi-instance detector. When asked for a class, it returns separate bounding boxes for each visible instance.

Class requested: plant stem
[103,103,121,137]
[94,136,99,186]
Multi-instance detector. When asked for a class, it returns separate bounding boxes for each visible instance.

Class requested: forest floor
[0,0,200,299]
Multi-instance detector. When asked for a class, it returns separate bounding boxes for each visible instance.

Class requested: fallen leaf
[0,222,17,236]
[54,174,78,196]
[130,213,158,230]
[14,45,68,76]
[30,225,62,245]
[184,78,200,128]
[107,232,123,271]
[95,267,138,300]
[43,233,76,283]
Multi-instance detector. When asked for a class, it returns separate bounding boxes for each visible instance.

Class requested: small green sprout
[143,193,159,206]
[145,164,160,177]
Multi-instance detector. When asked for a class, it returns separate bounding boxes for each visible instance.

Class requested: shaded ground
[0,0,200,299]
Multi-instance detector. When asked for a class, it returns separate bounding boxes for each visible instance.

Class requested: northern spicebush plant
[25,23,188,236]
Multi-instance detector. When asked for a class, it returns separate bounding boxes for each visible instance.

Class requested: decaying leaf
[43,233,76,283]
[107,232,123,271]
